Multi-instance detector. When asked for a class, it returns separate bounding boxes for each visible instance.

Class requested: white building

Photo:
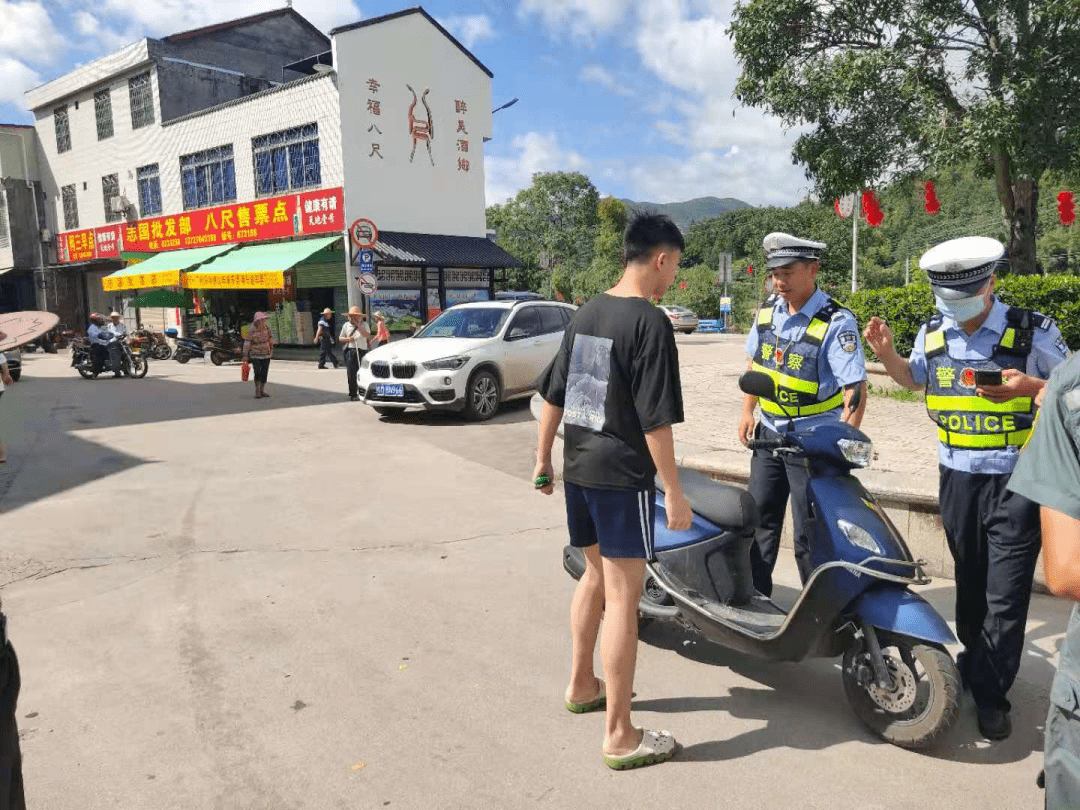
[25,6,519,338]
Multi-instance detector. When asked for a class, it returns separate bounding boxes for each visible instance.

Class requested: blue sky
[1,0,809,207]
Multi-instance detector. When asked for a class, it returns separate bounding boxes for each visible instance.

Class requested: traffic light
[1058,191,1075,226]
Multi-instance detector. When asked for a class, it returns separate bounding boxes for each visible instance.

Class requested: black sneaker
[977,705,1012,740]
[350,395,359,401]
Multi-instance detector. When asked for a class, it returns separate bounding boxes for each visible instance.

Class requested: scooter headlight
[837,519,883,554]
[837,438,873,468]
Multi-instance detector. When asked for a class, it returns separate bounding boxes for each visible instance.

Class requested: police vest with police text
[752,295,846,419]
[923,307,1039,450]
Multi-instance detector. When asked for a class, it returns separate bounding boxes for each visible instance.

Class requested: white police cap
[763,232,827,268]
[920,236,1005,296]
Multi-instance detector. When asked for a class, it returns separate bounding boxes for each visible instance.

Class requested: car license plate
[376,384,404,397]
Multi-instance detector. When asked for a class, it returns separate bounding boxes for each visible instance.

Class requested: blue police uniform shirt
[744,287,867,432]
[908,295,1069,474]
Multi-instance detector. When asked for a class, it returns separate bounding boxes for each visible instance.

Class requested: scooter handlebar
[746,438,785,452]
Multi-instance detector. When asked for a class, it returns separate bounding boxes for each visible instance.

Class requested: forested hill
[619,196,751,231]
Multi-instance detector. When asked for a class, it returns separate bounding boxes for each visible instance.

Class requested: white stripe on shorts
[638,490,652,559]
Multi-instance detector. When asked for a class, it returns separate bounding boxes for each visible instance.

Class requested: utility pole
[905,257,910,286]
[851,202,858,293]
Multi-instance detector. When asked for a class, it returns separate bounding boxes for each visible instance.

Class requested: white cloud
[0,57,41,107]
[95,0,360,37]
[72,11,142,52]
[0,1,66,65]
[518,0,632,40]
[440,14,496,49]
[579,64,632,96]
[485,132,589,206]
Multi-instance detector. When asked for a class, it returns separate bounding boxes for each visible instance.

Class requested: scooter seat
[656,467,760,530]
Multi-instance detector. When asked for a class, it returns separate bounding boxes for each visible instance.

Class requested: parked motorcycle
[167,328,206,364]
[205,328,245,366]
[546,372,961,751]
[70,335,148,379]
[133,327,172,360]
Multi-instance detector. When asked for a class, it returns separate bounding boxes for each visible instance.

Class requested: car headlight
[422,355,470,371]
[837,438,872,468]
[361,358,370,370]
[837,519,883,554]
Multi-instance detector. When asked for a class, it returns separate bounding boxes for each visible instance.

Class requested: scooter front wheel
[842,633,960,750]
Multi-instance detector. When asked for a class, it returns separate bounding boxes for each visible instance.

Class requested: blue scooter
[165,327,206,364]
[557,371,961,750]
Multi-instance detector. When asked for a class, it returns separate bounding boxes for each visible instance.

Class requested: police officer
[864,235,1070,740]
[738,233,868,596]
[1007,352,1080,808]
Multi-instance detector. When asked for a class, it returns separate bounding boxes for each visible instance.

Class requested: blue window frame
[136,163,162,216]
[252,123,321,197]
[180,145,236,210]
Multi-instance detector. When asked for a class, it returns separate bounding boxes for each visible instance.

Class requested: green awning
[102,244,237,292]
[183,236,341,290]
[125,289,195,309]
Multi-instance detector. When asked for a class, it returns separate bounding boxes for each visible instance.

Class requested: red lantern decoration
[1058,191,1075,226]
[862,190,884,227]
[747,264,753,275]
[679,281,687,290]
[924,181,940,215]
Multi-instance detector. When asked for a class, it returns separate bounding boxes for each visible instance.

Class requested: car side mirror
[738,370,776,401]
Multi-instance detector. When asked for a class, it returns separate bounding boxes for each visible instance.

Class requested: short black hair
[623,213,684,265]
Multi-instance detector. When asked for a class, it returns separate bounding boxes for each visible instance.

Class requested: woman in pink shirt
[242,312,274,398]
[374,312,391,347]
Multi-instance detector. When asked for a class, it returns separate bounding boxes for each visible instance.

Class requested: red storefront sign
[56,225,122,263]
[120,187,344,253]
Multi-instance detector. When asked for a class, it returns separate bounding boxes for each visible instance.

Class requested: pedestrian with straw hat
[339,306,371,401]
[315,307,339,370]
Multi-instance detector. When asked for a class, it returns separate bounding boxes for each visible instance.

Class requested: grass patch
[867,382,925,403]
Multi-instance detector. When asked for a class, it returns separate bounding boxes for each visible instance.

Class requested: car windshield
[417,307,512,339]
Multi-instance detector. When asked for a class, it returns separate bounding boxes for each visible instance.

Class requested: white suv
[357,300,576,420]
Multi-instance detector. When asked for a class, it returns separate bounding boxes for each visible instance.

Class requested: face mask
[933,292,987,323]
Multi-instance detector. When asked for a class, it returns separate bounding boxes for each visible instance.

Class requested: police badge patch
[838,330,858,353]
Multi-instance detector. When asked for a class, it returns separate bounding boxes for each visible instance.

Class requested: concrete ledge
[677,448,1049,591]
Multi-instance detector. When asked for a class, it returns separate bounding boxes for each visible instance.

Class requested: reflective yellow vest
[923,308,1036,449]
[751,295,846,419]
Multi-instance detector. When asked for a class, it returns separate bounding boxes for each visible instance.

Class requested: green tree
[486,172,600,296]
[730,0,1080,273]
[574,197,628,300]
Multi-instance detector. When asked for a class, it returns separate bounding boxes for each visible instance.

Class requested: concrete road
[0,349,1067,810]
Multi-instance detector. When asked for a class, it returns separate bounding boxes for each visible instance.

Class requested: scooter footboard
[848,586,956,646]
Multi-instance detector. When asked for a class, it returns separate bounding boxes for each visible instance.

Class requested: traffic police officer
[738,233,868,596]
[1008,352,1080,809]
[864,235,1070,740]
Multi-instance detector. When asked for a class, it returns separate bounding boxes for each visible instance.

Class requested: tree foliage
[729,0,1080,273]
[486,172,600,297]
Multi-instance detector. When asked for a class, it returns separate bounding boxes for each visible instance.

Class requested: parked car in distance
[3,347,21,381]
[357,300,577,421]
[659,305,700,334]
[494,290,546,301]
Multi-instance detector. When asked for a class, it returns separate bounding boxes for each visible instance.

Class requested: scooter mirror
[738,370,777,401]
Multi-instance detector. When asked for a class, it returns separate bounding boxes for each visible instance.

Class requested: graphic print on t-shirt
[565,334,613,432]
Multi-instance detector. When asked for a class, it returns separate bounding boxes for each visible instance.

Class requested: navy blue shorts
[564,482,656,560]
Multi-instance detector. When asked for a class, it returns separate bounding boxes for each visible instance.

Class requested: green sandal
[603,729,677,770]
[565,679,606,713]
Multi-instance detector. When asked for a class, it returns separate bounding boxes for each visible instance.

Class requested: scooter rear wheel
[842,633,960,750]
[175,351,190,364]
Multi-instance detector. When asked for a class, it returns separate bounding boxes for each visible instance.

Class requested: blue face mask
[934,292,988,323]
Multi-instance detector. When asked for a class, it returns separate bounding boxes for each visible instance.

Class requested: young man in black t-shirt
[535,213,692,770]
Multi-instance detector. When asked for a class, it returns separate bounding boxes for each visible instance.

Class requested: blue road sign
[359,249,374,274]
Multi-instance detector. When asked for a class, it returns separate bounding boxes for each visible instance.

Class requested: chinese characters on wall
[455,98,470,173]
[367,77,383,160]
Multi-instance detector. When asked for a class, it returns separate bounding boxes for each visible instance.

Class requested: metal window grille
[94,89,114,140]
[54,105,71,153]
[128,72,155,130]
[136,164,162,216]
[0,191,9,248]
[102,174,121,223]
[180,145,237,210]
[251,123,321,197]
[62,185,78,230]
